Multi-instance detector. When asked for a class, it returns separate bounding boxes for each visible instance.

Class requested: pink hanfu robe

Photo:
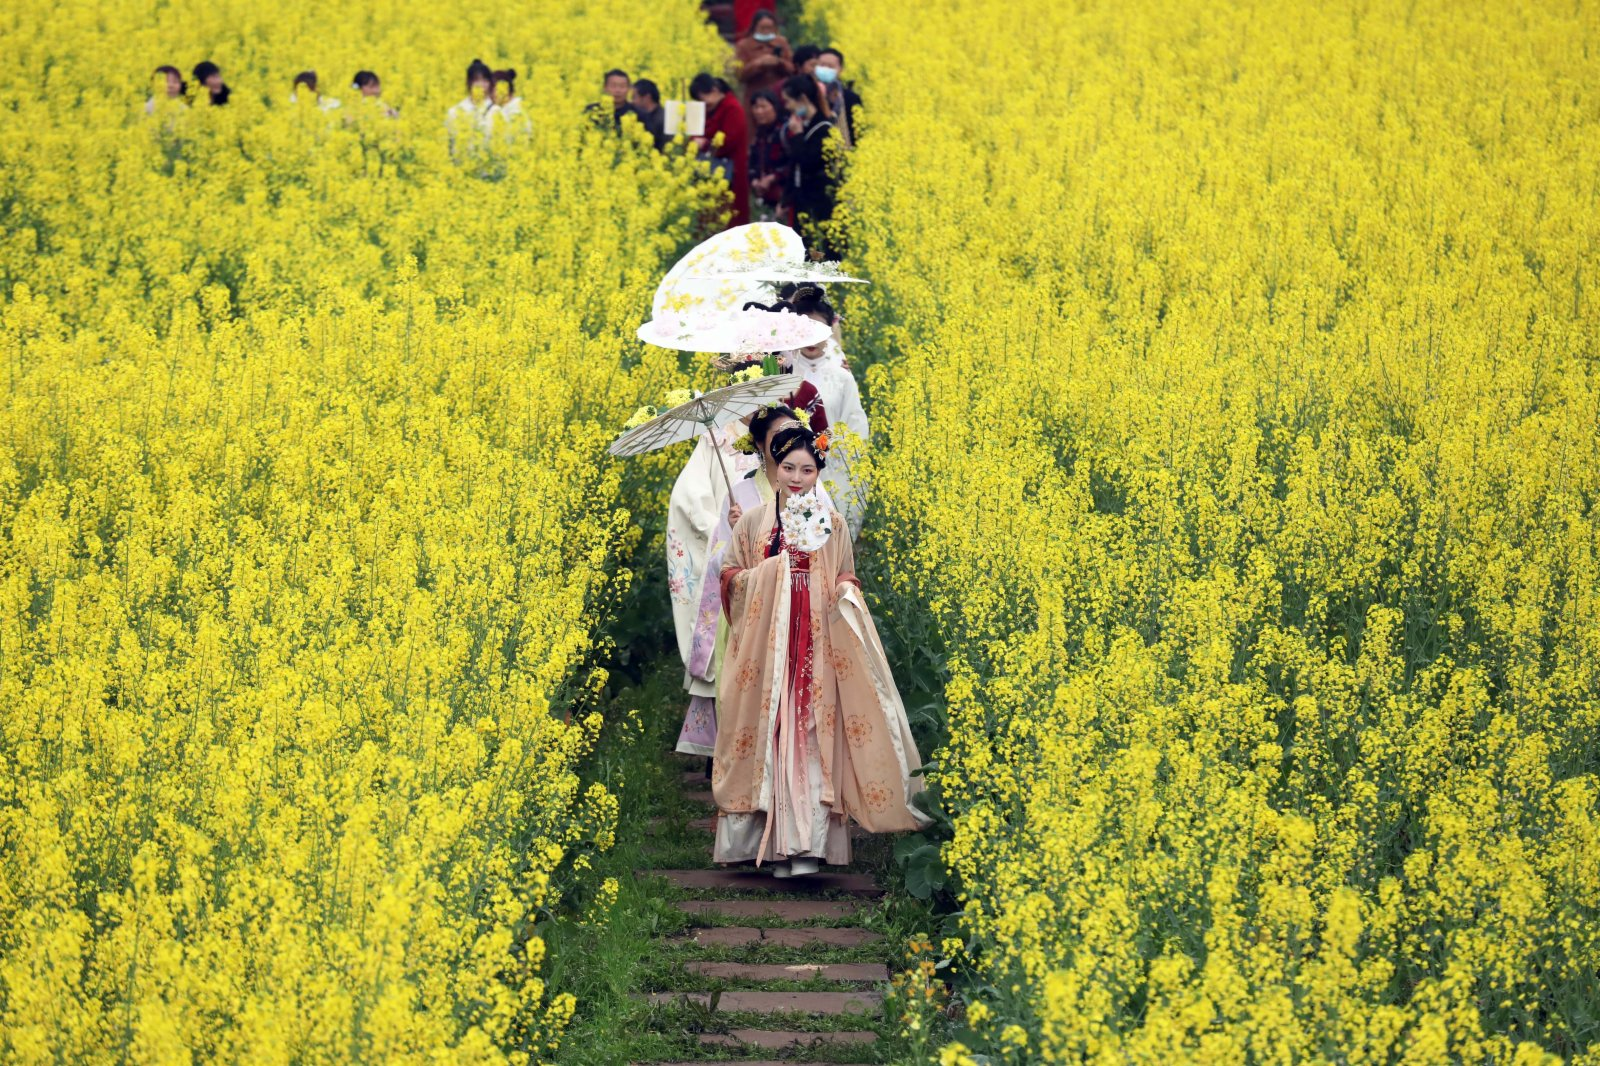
[711,499,928,866]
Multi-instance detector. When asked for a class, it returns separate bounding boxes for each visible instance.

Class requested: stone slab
[686,961,889,983]
[654,869,882,897]
[687,926,883,948]
[699,1029,879,1049]
[677,899,863,921]
[647,990,882,1013]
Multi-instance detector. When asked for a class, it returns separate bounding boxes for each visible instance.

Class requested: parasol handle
[704,419,736,499]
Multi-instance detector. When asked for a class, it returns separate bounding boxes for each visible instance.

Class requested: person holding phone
[734,9,794,112]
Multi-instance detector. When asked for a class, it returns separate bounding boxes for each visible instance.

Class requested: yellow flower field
[0,0,722,1062]
[818,0,1600,1060]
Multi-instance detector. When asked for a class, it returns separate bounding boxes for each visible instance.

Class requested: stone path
[631,764,893,1064]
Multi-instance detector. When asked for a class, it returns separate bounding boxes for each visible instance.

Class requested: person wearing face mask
[779,286,869,536]
[779,74,839,255]
[813,48,861,148]
[712,423,929,877]
[734,10,794,116]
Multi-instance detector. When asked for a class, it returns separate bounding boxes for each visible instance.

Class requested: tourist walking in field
[712,423,926,875]
[192,61,230,106]
[586,69,633,131]
[487,70,529,137]
[690,74,751,227]
[748,90,791,222]
[733,10,794,113]
[778,74,839,253]
[629,79,670,150]
[145,65,186,113]
[290,71,341,110]
[813,48,861,147]
[447,59,494,143]
[351,71,398,117]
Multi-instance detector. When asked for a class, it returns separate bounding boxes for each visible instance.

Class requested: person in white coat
[779,285,869,536]
[486,69,531,139]
[447,59,494,149]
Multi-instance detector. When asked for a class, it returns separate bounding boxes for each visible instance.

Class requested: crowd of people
[144,10,855,247]
[684,9,860,246]
[145,59,400,117]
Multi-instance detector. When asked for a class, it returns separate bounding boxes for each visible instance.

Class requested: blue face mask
[753,31,776,41]
[815,66,838,85]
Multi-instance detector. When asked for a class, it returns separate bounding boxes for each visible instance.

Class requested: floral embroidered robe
[711,499,928,865]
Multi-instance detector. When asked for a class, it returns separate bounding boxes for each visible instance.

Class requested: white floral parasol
[637,307,832,354]
[651,222,804,320]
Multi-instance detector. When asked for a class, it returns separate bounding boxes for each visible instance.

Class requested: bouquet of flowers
[781,490,833,552]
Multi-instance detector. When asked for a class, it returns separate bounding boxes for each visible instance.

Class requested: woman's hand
[786,113,805,135]
[837,571,861,591]
[728,502,744,527]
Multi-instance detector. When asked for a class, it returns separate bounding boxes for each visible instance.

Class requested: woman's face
[470,77,490,101]
[751,96,777,126]
[361,78,382,97]
[164,71,184,97]
[754,15,777,36]
[493,80,513,104]
[204,71,223,90]
[777,449,820,496]
[797,312,830,359]
[782,92,807,117]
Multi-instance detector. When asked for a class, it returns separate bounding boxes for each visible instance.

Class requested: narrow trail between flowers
[626,753,898,1064]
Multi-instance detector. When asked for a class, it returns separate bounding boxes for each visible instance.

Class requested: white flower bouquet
[781,490,833,552]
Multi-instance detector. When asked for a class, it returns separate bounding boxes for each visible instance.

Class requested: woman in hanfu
[778,286,869,537]
[671,387,833,758]
[713,425,928,875]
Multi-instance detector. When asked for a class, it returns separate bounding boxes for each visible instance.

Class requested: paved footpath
[631,760,893,1065]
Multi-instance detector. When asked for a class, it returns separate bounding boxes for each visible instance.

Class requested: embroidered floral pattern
[733,727,756,759]
[666,527,695,605]
[863,781,892,811]
[846,715,874,747]
[736,659,759,691]
[829,644,854,680]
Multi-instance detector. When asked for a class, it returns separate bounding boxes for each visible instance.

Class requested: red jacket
[705,94,751,227]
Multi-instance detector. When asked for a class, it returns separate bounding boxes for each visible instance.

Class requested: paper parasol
[637,307,832,354]
[652,222,804,320]
[608,374,803,496]
[683,259,868,285]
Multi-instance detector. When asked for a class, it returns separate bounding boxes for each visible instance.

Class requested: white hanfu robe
[790,342,870,538]
[668,428,759,754]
